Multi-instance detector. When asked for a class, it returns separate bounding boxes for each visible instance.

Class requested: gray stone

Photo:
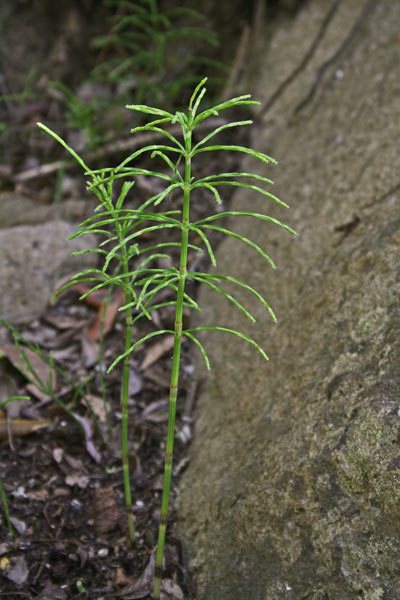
[178,1,400,598]
[0,194,93,228]
[0,221,96,324]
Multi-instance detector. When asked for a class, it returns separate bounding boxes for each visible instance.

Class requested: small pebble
[177,424,192,443]
[10,517,26,534]
[12,487,27,499]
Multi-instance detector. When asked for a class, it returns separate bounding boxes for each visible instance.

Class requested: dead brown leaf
[88,288,125,341]
[93,486,121,536]
[161,579,184,600]
[64,453,85,471]
[25,383,51,403]
[0,343,51,385]
[86,394,107,423]
[53,447,64,463]
[116,550,184,599]
[128,364,143,397]
[80,331,99,368]
[65,472,90,489]
[117,550,155,598]
[115,567,132,587]
[72,412,101,463]
[27,488,49,501]
[140,335,174,371]
[61,283,125,341]
[0,373,18,406]
[3,555,29,585]
[53,488,70,497]
[143,364,172,389]
[44,313,88,330]
[141,399,169,423]
[0,416,52,441]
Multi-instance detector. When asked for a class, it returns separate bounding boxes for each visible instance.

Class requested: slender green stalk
[121,294,135,546]
[153,129,192,599]
[120,239,136,546]
[0,474,14,538]
[98,285,113,434]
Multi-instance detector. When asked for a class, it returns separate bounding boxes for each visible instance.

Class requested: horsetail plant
[38,77,295,599]
[92,0,222,108]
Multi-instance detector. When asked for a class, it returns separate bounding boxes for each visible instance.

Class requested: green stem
[121,254,136,547]
[99,286,113,435]
[0,474,14,538]
[153,130,191,599]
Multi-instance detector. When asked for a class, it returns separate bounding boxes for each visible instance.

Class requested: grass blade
[193,144,277,165]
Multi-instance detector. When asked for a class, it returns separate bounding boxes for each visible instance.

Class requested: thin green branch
[193,181,288,208]
[189,272,277,322]
[189,226,216,266]
[198,224,277,268]
[183,332,211,370]
[185,326,269,361]
[192,120,252,151]
[108,330,174,372]
[190,274,256,322]
[194,211,296,234]
[193,144,277,165]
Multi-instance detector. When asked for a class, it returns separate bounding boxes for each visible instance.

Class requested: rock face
[178,1,400,598]
[0,196,96,325]
[0,194,93,229]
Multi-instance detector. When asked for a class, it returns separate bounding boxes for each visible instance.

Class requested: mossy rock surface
[178,1,400,598]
